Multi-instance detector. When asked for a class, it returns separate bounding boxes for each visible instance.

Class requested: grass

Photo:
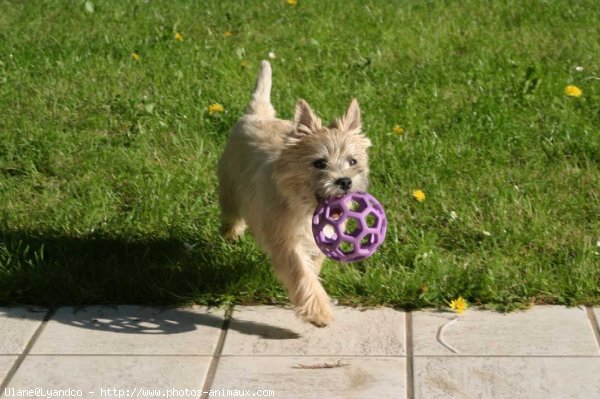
[0,0,599,310]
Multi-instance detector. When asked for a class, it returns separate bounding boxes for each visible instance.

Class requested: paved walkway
[1,305,599,398]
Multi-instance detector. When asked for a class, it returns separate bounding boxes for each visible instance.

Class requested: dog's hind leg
[217,178,247,240]
[219,208,246,241]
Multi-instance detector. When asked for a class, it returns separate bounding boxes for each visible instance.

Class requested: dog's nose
[335,177,352,191]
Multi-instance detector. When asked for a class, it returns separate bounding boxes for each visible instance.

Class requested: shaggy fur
[217,61,371,326]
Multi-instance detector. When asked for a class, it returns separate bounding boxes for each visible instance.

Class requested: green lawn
[1,0,599,310]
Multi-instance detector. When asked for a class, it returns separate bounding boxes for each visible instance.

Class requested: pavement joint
[586,306,600,353]
[0,308,53,392]
[405,311,414,399]
[200,305,233,398]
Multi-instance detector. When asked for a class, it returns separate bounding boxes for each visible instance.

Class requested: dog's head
[274,99,371,209]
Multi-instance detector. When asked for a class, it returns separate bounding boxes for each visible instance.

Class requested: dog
[217,61,371,326]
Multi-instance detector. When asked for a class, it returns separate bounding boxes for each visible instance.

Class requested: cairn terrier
[217,61,371,326]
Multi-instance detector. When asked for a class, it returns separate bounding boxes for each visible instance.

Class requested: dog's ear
[293,99,322,136]
[330,99,361,133]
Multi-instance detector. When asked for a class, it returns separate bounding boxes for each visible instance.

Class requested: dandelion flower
[412,189,426,202]
[131,52,141,62]
[208,103,225,114]
[449,296,468,314]
[175,32,184,41]
[223,31,233,37]
[393,125,405,135]
[565,85,582,97]
[287,0,298,5]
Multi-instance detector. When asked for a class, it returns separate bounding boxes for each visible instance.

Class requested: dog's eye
[313,159,328,169]
[349,158,357,166]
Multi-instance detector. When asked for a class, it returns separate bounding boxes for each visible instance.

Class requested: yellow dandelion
[287,0,298,5]
[223,31,233,37]
[565,85,582,97]
[393,125,405,135]
[412,189,425,202]
[208,103,225,114]
[240,60,250,69]
[449,296,468,314]
[131,52,141,62]
[175,32,184,42]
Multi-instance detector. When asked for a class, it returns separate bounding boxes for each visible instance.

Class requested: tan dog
[217,61,371,326]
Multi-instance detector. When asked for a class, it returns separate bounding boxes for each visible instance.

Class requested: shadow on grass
[0,230,253,306]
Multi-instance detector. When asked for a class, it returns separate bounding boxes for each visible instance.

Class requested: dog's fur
[217,61,371,326]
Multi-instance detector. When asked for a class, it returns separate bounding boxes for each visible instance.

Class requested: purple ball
[312,191,387,263]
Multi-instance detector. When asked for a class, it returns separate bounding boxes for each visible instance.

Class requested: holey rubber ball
[312,191,387,263]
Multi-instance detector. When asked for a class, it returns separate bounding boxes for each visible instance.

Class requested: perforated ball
[312,191,387,263]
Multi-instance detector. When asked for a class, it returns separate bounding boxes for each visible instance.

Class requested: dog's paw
[309,318,330,328]
[295,298,333,327]
[220,221,247,241]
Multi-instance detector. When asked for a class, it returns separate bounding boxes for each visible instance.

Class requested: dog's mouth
[314,192,348,204]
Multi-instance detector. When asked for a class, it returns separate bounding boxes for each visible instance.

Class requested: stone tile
[0,307,47,354]
[5,356,210,399]
[222,306,405,356]
[414,357,600,399]
[0,356,18,383]
[31,306,224,355]
[413,306,599,355]
[213,356,406,399]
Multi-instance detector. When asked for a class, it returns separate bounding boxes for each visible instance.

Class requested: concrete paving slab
[5,355,210,399]
[414,356,600,399]
[0,308,47,354]
[0,356,18,384]
[212,356,406,399]
[222,306,405,356]
[413,306,599,355]
[30,306,224,355]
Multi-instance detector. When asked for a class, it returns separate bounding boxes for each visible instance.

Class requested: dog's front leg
[270,245,333,327]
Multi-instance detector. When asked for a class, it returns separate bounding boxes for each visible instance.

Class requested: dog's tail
[246,60,275,117]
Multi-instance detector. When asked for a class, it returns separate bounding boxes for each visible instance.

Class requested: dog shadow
[0,230,301,340]
[55,306,301,340]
